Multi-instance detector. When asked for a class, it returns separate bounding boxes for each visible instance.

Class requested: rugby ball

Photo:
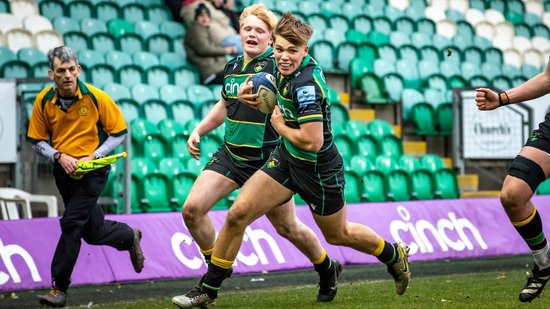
[249,72,277,114]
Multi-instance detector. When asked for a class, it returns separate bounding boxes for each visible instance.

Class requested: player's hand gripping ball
[249,72,277,113]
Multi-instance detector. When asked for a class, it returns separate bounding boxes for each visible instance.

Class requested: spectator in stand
[184,3,237,85]
[208,0,239,31]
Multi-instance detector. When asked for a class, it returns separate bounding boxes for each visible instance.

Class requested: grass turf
[3,254,549,308]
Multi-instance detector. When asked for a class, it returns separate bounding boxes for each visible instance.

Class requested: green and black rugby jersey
[276,54,338,164]
[220,47,280,161]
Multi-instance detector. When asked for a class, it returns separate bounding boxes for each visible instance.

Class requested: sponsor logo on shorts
[266,157,279,168]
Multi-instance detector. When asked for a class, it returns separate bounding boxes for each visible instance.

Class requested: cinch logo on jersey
[224,75,249,98]
[296,86,316,107]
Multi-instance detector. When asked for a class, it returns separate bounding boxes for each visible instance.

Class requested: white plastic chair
[436,19,457,38]
[525,0,544,17]
[23,15,53,34]
[10,0,39,19]
[532,37,550,53]
[424,6,447,22]
[492,34,513,50]
[465,9,485,27]
[5,28,35,52]
[503,48,523,67]
[0,13,23,34]
[448,0,468,14]
[475,21,495,40]
[34,30,64,55]
[523,48,545,68]
[484,9,505,25]
[0,188,58,219]
[388,0,410,11]
[0,197,32,220]
[512,36,533,54]
[429,0,449,10]
[494,21,514,38]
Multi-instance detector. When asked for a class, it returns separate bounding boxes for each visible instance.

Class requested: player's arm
[187,98,227,159]
[270,106,323,151]
[476,58,550,110]
[237,75,260,109]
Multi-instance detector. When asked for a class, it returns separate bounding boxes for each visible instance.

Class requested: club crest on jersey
[79,106,88,116]
[266,157,279,168]
[233,62,238,70]
[282,83,289,96]
[254,61,268,72]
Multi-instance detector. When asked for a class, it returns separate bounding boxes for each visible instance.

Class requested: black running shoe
[172,286,215,309]
[519,265,550,302]
[317,259,343,302]
[387,242,411,295]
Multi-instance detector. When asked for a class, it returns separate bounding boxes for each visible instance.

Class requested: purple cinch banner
[1,196,549,291]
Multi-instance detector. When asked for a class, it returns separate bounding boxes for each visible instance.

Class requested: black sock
[201,262,229,299]
[314,255,333,280]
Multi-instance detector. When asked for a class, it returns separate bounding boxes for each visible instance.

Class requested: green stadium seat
[341,2,362,19]
[90,32,117,53]
[434,168,460,199]
[375,155,399,175]
[468,75,490,88]
[67,0,93,19]
[396,59,421,89]
[104,50,132,71]
[160,20,185,39]
[1,60,32,78]
[398,155,421,173]
[374,58,396,77]
[379,134,403,158]
[146,33,172,55]
[366,30,389,46]
[131,83,159,104]
[330,14,350,32]
[169,100,196,124]
[0,0,8,13]
[146,65,171,89]
[359,73,388,104]
[199,135,222,160]
[522,64,540,79]
[122,3,147,24]
[94,1,121,22]
[130,118,158,145]
[411,103,437,135]
[410,169,436,200]
[147,4,171,23]
[0,47,17,69]
[492,75,512,92]
[80,18,107,36]
[364,3,384,18]
[173,65,200,88]
[367,119,394,140]
[425,73,447,92]
[345,120,369,143]
[186,157,204,176]
[373,16,392,35]
[394,16,416,35]
[132,51,159,70]
[52,16,79,35]
[310,40,335,72]
[533,23,550,39]
[435,103,452,135]
[335,42,357,73]
[330,102,349,124]
[537,178,550,195]
[326,88,340,104]
[171,133,191,161]
[131,157,157,179]
[356,134,379,161]
[158,157,186,180]
[361,170,387,202]
[31,61,48,78]
[345,29,368,46]
[103,82,131,101]
[424,88,447,107]
[118,33,144,54]
[405,6,424,21]
[398,45,420,63]
[118,98,141,122]
[88,63,116,88]
[141,99,170,125]
[186,84,215,105]
[386,170,411,201]
[298,1,320,15]
[347,155,372,174]
[349,58,371,90]
[344,171,362,203]
[416,18,436,36]
[512,76,528,87]
[158,118,185,140]
[172,172,196,206]
[78,49,104,69]
[420,154,446,172]
[160,52,187,70]
[63,31,90,52]
[159,84,187,103]
[17,48,46,66]
[357,42,377,64]
[334,135,353,164]
[447,75,468,89]
[347,17,369,36]
[134,20,159,41]
[401,88,424,120]
[39,0,64,20]
[117,64,145,88]
[140,173,175,212]
[107,19,133,38]
[142,133,169,163]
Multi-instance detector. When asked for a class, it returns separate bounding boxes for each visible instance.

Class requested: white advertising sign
[459,90,530,159]
[0,81,17,163]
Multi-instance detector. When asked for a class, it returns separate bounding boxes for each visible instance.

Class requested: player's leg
[182,169,238,261]
[174,171,291,308]
[312,208,410,295]
[503,144,550,302]
[266,198,341,302]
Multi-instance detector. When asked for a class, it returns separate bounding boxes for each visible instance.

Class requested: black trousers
[51,164,134,291]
